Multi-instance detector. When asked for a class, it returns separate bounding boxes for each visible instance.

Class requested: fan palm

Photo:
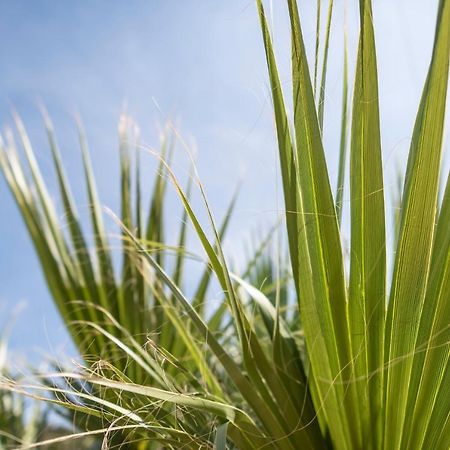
[1,0,449,449]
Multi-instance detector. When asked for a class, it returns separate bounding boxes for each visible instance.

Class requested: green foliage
[1,0,449,449]
[0,325,47,449]
[0,323,97,449]
[0,112,247,447]
[259,0,450,448]
[0,113,234,368]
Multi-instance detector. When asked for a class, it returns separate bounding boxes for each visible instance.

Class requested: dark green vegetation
[0,0,449,448]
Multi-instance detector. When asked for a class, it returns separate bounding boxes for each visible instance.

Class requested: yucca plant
[2,0,449,448]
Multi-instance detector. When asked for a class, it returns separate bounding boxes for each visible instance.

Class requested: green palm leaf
[384,2,450,448]
[348,1,386,447]
[2,1,449,448]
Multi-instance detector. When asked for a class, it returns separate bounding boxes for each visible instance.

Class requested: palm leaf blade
[384,1,450,447]
[348,1,386,447]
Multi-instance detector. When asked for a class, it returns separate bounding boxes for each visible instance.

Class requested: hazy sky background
[0,0,445,364]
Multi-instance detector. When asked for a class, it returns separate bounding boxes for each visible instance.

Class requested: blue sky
[0,1,444,364]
